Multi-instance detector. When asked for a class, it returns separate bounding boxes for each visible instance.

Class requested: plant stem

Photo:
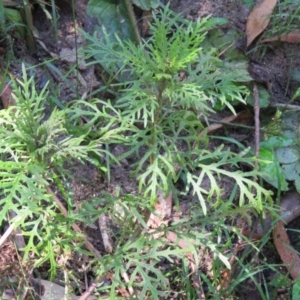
[124,0,141,44]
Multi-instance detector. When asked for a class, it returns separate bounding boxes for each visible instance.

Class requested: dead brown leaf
[261,30,300,44]
[0,75,15,108]
[246,0,277,47]
[141,10,152,37]
[273,220,300,280]
[192,110,253,149]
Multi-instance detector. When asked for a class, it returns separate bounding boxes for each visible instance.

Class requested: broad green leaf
[131,0,160,10]
[260,136,296,150]
[276,147,299,164]
[282,159,300,183]
[293,279,300,300]
[259,111,300,190]
[86,0,136,41]
[258,148,288,190]
[204,17,228,28]
[200,27,256,109]
[293,87,300,100]
[202,28,250,70]
[242,0,255,8]
[4,8,26,38]
[222,61,253,82]
[85,0,137,79]
[201,28,242,52]
[282,111,300,129]
[290,68,300,82]
[246,84,270,107]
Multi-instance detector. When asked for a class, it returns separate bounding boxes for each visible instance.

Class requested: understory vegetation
[1,1,300,299]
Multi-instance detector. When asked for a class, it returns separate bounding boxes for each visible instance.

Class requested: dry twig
[253,83,260,165]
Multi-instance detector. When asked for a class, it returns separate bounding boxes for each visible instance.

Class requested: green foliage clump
[0,6,277,299]
[82,6,272,212]
[0,65,111,279]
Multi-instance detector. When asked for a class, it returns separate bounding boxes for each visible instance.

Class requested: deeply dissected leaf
[199,27,254,110]
[188,147,273,213]
[83,5,271,222]
[246,0,277,46]
[0,65,120,280]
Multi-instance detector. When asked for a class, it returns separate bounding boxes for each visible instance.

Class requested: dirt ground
[1,0,300,299]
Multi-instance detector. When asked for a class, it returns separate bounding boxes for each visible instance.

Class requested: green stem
[124,0,141,44]
[22,0,35,51]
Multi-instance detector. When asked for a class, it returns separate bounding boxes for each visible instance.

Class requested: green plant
[131,0,160,10]
[76,191,263,299]
[74,192,189,298]
[70,7,278,297]
[240,0,255,9]
[0,5,279,299]
[0,65,117,279]
[258,110,300,192]
[293,278,300,300]
[81,5,272,211]
[293,86,300,101]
